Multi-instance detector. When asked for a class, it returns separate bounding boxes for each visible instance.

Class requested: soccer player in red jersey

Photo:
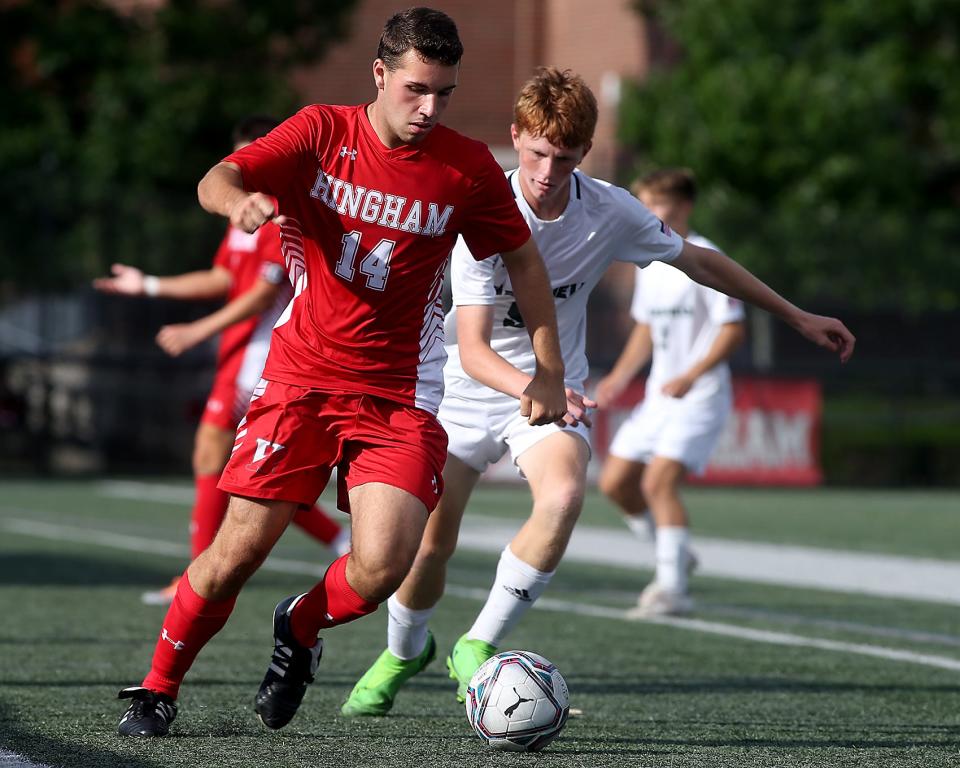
[96,117,350,607]
[116,8,567,737]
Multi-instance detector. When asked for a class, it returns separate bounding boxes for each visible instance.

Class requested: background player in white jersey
[342,68,855,715]
[95,117,350,606]
[596,168,746,617]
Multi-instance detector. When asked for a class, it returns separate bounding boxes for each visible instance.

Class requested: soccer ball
[465,650,569,752]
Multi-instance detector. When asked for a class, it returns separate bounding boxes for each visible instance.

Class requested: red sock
[289,555,378,647]
[190,474,229,559]
[292,503,342,545]
[142,571,236,699]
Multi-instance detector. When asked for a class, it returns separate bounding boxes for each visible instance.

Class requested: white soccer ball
[465,650,569,752]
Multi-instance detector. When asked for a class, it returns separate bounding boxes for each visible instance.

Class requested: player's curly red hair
[514,67,598,149]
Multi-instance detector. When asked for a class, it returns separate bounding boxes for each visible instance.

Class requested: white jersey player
[342,69,856,717]
[441,167,682,471]
[598,169,747,617]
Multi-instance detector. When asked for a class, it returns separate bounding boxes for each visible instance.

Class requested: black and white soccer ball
[465,650,569,752]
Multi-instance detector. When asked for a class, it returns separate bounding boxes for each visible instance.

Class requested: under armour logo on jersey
[252,438,285,464]
[339,146,358,160]
[161,628,185,651]
[503,585,532,601]
[431,475,439,493]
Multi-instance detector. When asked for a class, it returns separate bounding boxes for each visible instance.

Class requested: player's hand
[156,323,204,357]
[520,370,567,427]
[229,193,286,233]
[594,373,630,409]
[661,375,695,399]
[562,387,597,428]
[92,264,145,295]
[794,311,856,363]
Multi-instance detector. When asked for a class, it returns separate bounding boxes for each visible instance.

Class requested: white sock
[331,528,351,557]
[387,594,435,660]
[623,511,656,542]
[467,546,554,647]
[655,526,690,594]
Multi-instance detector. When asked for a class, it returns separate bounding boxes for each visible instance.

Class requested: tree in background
[0,0,357,291]
[623,0,960,310]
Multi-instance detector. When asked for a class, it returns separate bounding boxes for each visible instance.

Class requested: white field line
[3,517,960,674]
[457,515,960,607]
[0,750,49,768]
[97,480,960,606]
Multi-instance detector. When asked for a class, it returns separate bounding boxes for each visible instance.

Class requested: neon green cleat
[340,632,436,717]
[445,634,497,703]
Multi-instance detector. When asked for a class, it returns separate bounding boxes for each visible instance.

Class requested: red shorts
[218,380,447,513]
[201,372,247,431]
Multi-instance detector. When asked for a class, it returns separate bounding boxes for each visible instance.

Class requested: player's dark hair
[632,168,698,203]
[232,115,280,145]
[378,7,463,69]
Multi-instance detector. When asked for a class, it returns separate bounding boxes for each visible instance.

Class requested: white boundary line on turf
[0,750,50,768]
[3,517,960,674]
[96,480,960,606]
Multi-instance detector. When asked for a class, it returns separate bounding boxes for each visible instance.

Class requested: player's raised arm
[499,238,567,426]
[670,241,856,363]
[197,162,283,234]
[93,263,231,301]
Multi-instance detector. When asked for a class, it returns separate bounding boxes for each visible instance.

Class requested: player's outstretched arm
[197,162,285,233]
[499,239,567,426]
[156,277,283,357]
[670,242,856,362]
[595,323,653,408]
[93,264,232,301]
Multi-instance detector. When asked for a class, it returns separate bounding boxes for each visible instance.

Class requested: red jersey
[224,104,530,413]
[211,222,290,376]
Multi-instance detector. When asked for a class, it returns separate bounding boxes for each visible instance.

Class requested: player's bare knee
[640,471,672,504]
[418,529,458,565]
[538,482,585,521]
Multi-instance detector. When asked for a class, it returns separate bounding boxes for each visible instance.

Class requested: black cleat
[117,686,177,737]
[254,593,323,729]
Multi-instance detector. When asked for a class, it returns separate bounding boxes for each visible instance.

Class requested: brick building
[294,0,653,180]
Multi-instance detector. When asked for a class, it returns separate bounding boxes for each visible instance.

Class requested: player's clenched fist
[229,193,285,234]
[520,372,567,427]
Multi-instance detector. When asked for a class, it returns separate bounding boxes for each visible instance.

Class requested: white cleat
[627,582,694,619]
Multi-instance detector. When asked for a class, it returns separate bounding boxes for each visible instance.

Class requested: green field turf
[1,479,958,767]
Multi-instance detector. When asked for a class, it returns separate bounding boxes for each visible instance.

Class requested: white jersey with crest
[631,233,746,403]
[444,169,684,399]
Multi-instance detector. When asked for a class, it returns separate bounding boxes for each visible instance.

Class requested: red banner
[591,377,823,486]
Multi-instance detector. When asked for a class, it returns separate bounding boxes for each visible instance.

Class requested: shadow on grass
[0,552,175,587]
[0,699,163,768]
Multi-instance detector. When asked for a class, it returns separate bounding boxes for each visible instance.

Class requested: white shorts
[608,390,731,474]
[438,390,592,475]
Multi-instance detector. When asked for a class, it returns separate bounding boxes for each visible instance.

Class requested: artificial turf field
[1,479,958,767]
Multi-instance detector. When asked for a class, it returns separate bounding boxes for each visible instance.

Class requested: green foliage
[0,0,357,289]
[623,0,960,309]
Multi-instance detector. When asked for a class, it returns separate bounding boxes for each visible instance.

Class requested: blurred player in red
[115,7,567,737]
[95,116,350,607]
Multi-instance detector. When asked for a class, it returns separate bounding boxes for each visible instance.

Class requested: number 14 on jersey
[336,231,395,291]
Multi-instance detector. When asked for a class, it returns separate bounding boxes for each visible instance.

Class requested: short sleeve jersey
[211,221,290,373]
[224,104,530,413]
[444,170,684,397]
[630,233,746,401]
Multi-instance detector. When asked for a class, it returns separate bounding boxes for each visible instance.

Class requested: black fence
[2,288,959,485]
